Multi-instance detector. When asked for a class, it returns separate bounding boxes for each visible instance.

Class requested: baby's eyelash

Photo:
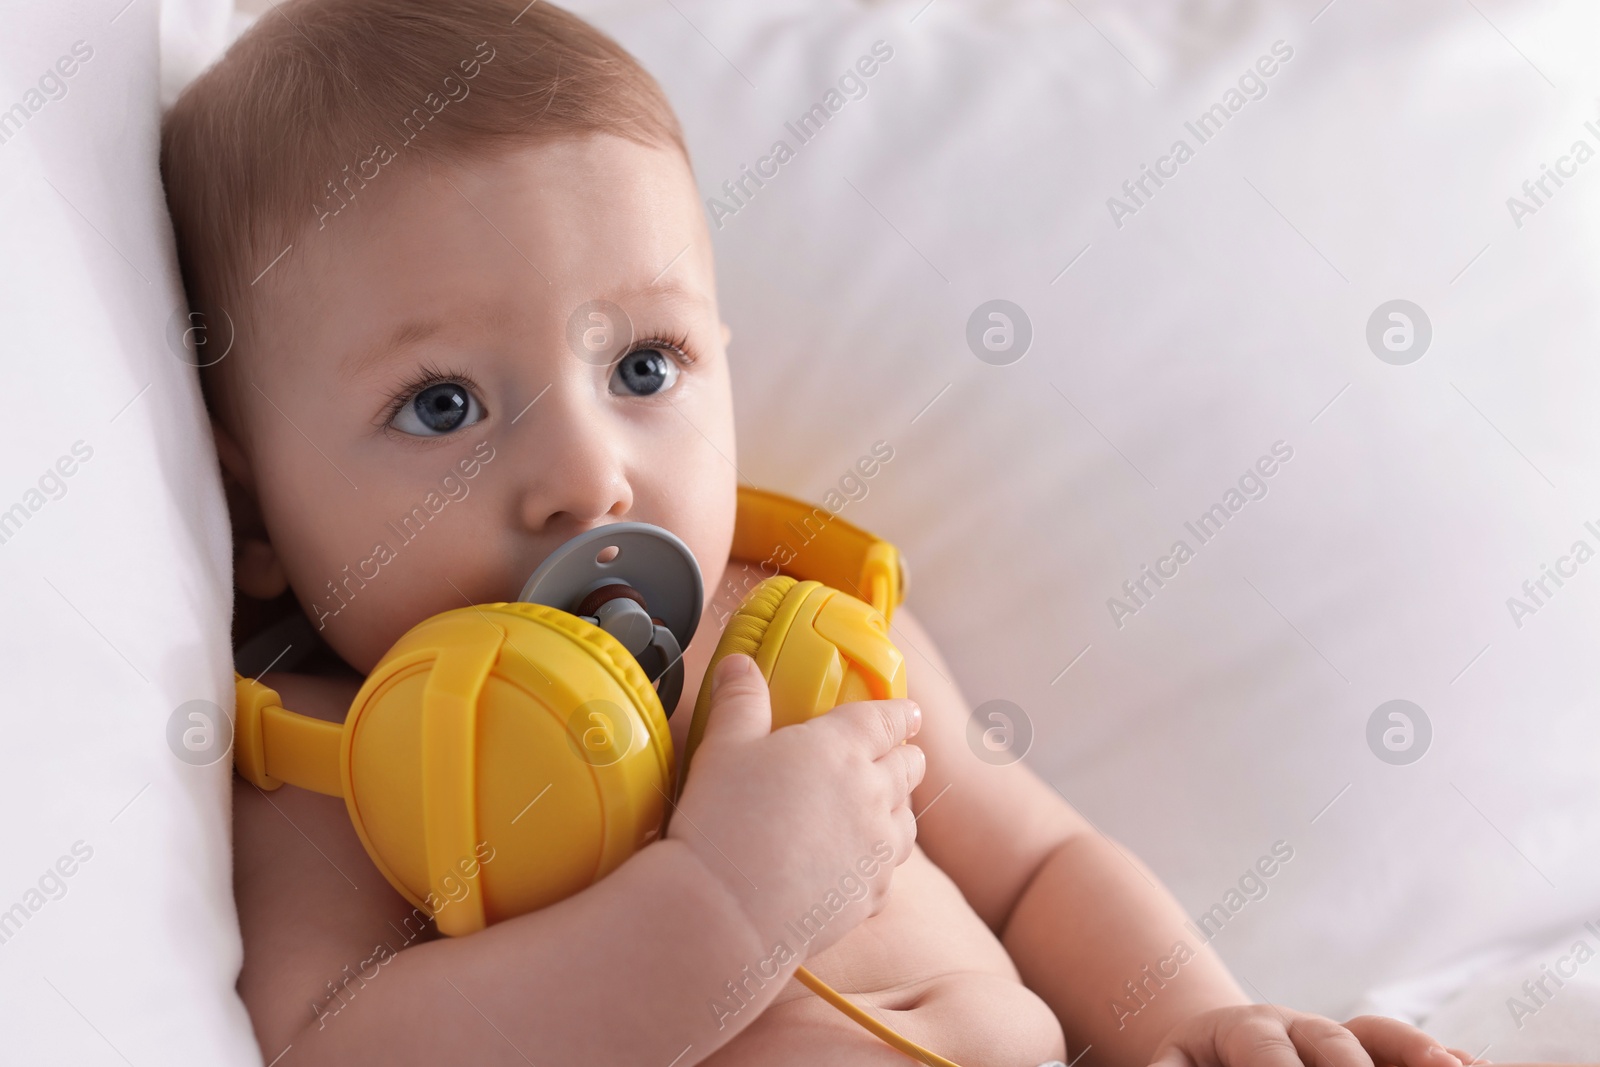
[628,331,697,366]
[377,361,481,428]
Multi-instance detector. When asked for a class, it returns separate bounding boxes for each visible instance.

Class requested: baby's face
[221,135,737,674]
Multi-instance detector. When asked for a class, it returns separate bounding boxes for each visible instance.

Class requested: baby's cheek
[665,441,738,566]
[287,535,434,672]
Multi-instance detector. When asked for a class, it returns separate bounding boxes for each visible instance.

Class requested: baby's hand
[1148,1006,1477,1067]
[667,652,925,960]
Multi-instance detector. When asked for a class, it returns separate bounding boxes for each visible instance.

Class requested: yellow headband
[729,486,906,622]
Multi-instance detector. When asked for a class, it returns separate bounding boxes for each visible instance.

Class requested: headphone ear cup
[675,575,905,801]
[676,576,797,795]
[713,575,797,662]
[342,602,674,935]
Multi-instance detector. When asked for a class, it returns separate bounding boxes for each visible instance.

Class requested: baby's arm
[890,607,1253,1063]
[244,816,782,1066]
[235,672,781,1067]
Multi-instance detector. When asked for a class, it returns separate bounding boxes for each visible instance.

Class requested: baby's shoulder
[231,670,362,863]
[256,667,364,724]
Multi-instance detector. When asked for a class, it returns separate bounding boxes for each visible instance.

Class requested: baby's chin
[290,605,390,680]
[281,584,441,679]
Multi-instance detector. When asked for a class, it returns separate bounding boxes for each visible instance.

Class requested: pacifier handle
[635,623,684,716]
[518,522,703,717]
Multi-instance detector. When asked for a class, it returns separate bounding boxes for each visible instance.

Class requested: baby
[162,2,1483,1065]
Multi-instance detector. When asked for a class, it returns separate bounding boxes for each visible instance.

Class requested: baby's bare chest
[766,844,1021,1010]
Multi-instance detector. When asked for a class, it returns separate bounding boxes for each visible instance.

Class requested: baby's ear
[209,418,289,601]
[235,539,288,601]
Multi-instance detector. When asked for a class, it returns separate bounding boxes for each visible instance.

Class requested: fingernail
[908,702,922,735]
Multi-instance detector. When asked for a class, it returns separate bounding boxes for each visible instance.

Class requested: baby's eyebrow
[341,310,511,384]
[341,317,449,384]
[600,278,712,314]
[340,282,712,383]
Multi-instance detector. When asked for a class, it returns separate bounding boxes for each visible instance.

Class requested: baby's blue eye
[392,382,484,436]
[610,347,680,397]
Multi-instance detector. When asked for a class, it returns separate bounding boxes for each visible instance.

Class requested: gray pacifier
[517,523,703,717]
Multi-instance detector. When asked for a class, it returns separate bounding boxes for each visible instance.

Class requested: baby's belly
[698,845,1067,1067]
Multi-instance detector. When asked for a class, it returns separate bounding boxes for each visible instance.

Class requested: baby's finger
[1445,1049,1485,1066]
[826,699,920,759]
[1217,1017,1311,1067]
[1147,1045,1195,1067]
[879,741,926,808]
[1341,1017,1466,1067]
[890,798,918,866]
[1283,1014,1372,1067]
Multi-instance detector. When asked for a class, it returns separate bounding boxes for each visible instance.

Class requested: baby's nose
[514,422,633,534]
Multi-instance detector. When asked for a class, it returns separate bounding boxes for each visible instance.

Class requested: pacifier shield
[516,523,703,652]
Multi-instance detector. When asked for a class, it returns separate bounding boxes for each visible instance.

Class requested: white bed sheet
[4,0,1599,1062]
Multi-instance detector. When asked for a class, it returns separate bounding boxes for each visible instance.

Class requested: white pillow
[562,0,1600,1034]
[0,0,256,1062]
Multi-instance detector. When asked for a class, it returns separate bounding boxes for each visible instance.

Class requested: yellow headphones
[232,487,966,1066]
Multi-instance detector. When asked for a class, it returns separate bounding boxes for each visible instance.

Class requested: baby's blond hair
[160,0,688,434]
